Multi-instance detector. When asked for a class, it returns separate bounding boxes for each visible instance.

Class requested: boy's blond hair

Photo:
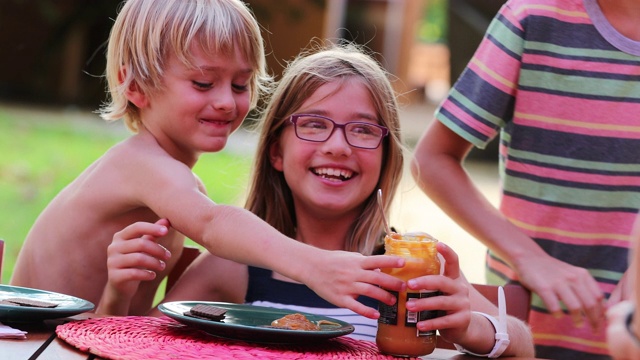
[99,0,269,132]
[246,42,404,255]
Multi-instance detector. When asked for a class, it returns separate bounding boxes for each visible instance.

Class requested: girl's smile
[311,166,354,182]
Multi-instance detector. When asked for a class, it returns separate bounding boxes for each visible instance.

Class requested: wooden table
[0,315,545,360]
[1,315,91,360]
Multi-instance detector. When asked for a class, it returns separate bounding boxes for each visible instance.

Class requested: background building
[0,1,503,110]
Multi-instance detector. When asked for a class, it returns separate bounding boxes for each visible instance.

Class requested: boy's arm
[148,252,248,316]
[188,202,405,319]
[411,121,605,329]
[140,161,405,319]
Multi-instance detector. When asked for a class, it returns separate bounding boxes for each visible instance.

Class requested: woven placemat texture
[56,316,414,359]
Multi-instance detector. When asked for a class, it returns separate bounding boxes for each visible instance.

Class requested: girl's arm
[406,242,535,358]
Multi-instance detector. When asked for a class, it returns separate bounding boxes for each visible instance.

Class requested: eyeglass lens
[292,115,386,149]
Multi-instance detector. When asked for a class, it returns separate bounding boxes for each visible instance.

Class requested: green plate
[158,301,355,344]
[0,284,94,322]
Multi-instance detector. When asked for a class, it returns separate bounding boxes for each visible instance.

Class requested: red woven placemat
[56,316,415,359]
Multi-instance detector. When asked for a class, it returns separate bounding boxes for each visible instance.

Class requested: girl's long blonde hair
[245,42,404,255]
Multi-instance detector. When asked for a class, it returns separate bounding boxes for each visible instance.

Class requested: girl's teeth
[314,167,353,180]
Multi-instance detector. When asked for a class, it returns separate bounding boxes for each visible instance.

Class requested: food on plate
[1,297,59,308]
[271,313,319,330]
[184,304,227,321]
[270,313,341,331]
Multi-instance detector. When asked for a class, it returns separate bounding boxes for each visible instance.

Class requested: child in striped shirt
[412,0,640,358]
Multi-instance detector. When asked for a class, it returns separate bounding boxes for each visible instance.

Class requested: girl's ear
[269,139,284,171]
[119,67,149,108]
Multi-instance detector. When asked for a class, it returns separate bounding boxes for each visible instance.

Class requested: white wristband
[454,286,510,358]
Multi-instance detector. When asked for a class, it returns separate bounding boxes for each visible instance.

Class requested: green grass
[0,104,253,284]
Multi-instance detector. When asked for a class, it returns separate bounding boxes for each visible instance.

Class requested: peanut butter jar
[376,232,441,357]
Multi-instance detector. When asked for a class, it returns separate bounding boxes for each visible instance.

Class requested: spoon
[377,189,393,235]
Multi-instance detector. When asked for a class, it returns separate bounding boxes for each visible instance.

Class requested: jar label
[377,290,399,325]
[377,290,441,336]
[407,291,440,336]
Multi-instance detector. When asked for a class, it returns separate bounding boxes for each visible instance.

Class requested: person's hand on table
[97,219,171,315]
[514,252,605,331]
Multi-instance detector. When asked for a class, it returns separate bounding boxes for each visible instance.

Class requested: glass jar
[376,232,441,357]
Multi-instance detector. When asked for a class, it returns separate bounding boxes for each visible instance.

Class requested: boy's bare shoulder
[102,134,192,173]
[65,134,196,210]
[101,134,202,193]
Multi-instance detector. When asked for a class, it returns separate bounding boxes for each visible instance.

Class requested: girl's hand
[97,219,171,315]
[405,242,472,343]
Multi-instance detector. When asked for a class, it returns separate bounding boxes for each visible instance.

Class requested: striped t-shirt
[435,0,640,358]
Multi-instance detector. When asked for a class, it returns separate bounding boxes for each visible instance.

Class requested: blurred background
[0,0,505,284]
[0,0,508,110]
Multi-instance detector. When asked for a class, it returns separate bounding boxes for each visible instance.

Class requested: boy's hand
[302,251,405,319]
[98,219,171,315]
[405,242,472,343]
[515,253,605,331]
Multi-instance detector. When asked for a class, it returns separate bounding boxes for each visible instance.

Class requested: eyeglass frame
[288,114,389,149]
